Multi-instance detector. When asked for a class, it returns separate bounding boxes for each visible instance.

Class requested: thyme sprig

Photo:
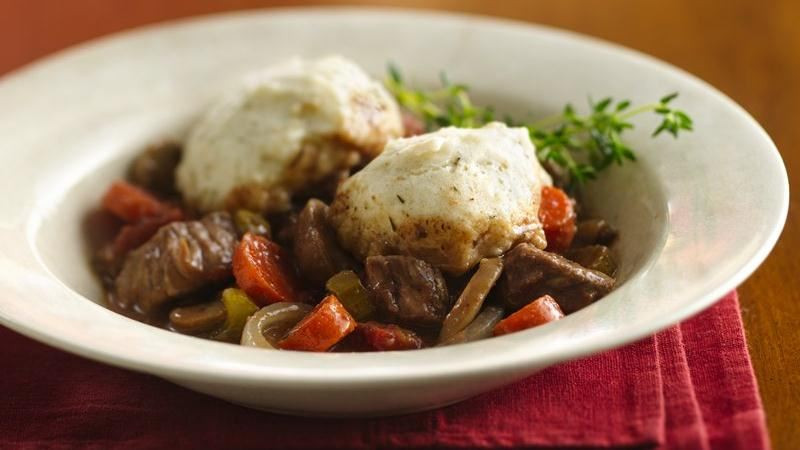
[386,64,693,188]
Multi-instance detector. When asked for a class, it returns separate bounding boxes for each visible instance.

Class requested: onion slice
[438,306,505,346]
[241,302,312,348]
[438,257,503,343]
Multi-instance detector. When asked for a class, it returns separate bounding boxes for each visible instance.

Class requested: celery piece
[325,271,375,321]
[212,288,259,343]
[234,210,271,239]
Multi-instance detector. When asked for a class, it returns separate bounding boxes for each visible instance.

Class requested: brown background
[1,0,797,448]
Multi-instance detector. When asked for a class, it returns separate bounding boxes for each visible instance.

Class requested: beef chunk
[565,245,617,277]
[295,170,351,206]
[365,255,450,328]
[501,243,614,314]
[128,143,182,197]
[293,199,356,286]
[114,212,237,313]
[573,219,618,247]
[270,210,299,247]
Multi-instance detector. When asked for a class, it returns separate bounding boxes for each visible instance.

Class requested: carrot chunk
[278,295,357,351]
[493,295,565,336]
[538,186,577,253]
[233,233,302,306]
[101,180,173,223]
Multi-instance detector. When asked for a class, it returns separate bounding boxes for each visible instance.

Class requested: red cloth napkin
[0,291,768,449]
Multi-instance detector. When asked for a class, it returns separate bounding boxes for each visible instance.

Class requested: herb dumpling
[176,56,403,213]
[329,122,552,275]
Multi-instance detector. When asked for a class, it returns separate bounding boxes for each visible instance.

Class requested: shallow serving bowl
[0,8,788,416]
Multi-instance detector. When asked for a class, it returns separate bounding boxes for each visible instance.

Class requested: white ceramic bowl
[0,8,788,416]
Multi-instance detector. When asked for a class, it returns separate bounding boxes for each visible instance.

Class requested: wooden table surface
[2,0,797,447]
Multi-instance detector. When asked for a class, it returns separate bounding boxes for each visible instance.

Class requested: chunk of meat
[94,208,185,280]
[573,219,618,247]
[111,208,184,256]
[500,243,615,314]
[272,210,299,247]
[114,212,238,313]
[294,169,350,205]
[541,160,571,190]
[128,142,182,197]
[293,199,356,286]
[565,245,617,277]
[364,255,450,328]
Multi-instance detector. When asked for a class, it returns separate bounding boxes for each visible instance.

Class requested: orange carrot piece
[538,186,577,253]
[493,295,565,336]
[233,233,302,306]
[101,180,172,223]
[278,295,357,352]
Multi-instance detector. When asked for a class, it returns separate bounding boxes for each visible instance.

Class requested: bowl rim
[0,6,789,386]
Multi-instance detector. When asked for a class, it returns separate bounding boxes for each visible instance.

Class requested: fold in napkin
[0,292,768,449]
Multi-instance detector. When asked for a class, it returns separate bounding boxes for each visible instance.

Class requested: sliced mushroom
[169,300,227,335]
[438,257,503,343]
[438,306,505,346]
